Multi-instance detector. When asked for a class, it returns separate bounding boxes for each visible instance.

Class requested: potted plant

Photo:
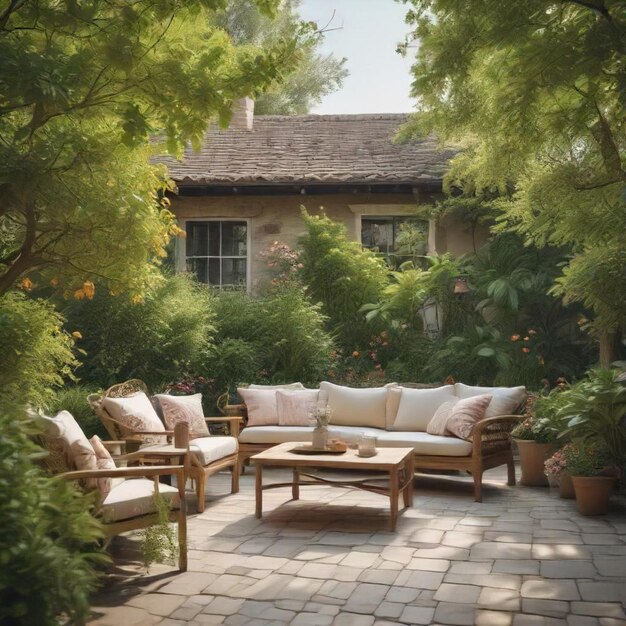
[544,444,575,498]
[511,408,559,486]
[557,368,626,480]
[562,442,617,515]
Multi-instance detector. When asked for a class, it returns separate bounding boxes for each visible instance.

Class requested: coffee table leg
[255,464,263,518]
[389,465,399,531]
[292,468,300,500]
[403,454,414,508]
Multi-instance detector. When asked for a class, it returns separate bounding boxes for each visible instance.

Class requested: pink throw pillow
[445,394,493,440]
[89,435,116,499]
[238,388,279,426]
[276,389,320,426]
[426,399,459,436]
[155,393,210,436]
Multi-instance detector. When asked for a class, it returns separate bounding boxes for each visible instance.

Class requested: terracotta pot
[572,476,616,515]
[514,439,553,486]
[558,473,575,499]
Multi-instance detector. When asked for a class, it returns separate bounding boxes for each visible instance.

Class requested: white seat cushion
[376,431,473,457]
[101,479,180,523]
[319,382,387,429]
[189,436,238,466]
[239,425,385,445]
[390,386,456,431]
[248,383,305,390]
[454,383,526,418]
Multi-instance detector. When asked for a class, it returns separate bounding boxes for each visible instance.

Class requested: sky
[298,0,416,114]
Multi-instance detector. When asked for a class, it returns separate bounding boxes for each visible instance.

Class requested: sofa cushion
[155,393,209,436]
[390,386,456,432]
[319,381,387,429]
[445,394,493,440]
[100,479,180,523]
[239,425,384,445]
[103,392,165,442]
[248,382,305,390]
[375,431,473,457]
[426,399,459,436]
[455,383,526,418]
[189,436,238,465]
[277,389,319,426]
[238,388,279,426]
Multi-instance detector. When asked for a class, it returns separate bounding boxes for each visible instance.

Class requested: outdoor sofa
[227,382,526,502]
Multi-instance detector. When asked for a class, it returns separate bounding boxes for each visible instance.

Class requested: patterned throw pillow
[426,399,460,436]
[445,394,493,440]
[276,389,320,426]
[102,392,166,443]
[154,393,210,436]
[70,439,114,501]
[90,435,120,500]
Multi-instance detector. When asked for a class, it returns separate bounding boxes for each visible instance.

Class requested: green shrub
[0,292,77,409]
[0,402,105,625]
[298,208,388,350]
[48,385,107,439]
[211,338,262,390]
[62,274,215,389]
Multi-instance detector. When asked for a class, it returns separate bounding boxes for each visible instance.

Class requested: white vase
[312,426,328,450]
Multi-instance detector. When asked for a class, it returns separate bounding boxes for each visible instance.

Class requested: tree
[0,0,303,298]
[214,0,348,114]
[400,0,626,365]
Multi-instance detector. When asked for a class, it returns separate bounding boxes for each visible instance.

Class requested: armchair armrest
[120,446,189,463]
[205,416,244,437]
[472,415,524,458]
[101,440,126,456]
[59,464,186,481]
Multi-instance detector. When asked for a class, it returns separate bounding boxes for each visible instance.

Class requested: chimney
[231,97,254,131]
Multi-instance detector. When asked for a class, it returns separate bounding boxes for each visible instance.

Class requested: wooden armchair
[37,413,190,571]
[90,380,242,513]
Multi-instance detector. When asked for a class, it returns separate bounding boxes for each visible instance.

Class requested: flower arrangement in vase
[309,406,332,449]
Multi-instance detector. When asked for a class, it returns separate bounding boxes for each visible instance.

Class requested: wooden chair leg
[196,472,206,513]
[177,510,188,572]
[231,461,240,494]
[473,468,483,502]
[507,454,516,486]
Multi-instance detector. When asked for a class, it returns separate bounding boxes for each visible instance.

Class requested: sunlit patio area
[89,466,626,626]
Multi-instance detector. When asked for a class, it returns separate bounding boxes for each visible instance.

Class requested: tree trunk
[599,331,617,368]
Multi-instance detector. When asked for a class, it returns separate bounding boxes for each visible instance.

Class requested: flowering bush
[561,441,614,477]
[544,444,575,477]
[511,416,558,443]
[260,241,302,286]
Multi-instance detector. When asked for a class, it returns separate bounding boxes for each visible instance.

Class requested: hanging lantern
[453,277,470,295]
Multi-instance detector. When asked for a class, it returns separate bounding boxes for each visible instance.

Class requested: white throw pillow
[319,382,387,429]
[102,391,165,437]
[390,385,456,432]
[276,389,320,426]
[248,382,305,390]
[385,387,403,429]
[238,388,279,426]
[154,393,209,436]
[454,383,526,418]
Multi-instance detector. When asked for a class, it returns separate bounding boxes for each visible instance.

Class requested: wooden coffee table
[250,443,414,531]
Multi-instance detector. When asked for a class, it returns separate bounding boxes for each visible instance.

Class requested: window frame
[181,218,251,291]
[360,215,427,258]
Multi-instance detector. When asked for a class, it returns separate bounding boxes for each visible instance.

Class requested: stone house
[158,99,487,291]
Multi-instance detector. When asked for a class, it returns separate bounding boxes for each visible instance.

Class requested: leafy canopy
[400,0,626,337]
[0,0,301,297]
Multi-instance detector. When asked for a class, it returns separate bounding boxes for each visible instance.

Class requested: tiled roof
[155,114,455,186]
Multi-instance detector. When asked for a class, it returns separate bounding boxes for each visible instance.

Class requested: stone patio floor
[89,464,626,626]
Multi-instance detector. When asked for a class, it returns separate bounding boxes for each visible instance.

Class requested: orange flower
[352,350,360,358]
[50,277,59,287]
[71,331,83,339]
[528,329,537,335]
[131,294,144,304]
[522,347,530,353]
[82,281,95,299]
[523,336,529,341]
[511,334,520,342]
[19,277,34,291]
[74,288,86,300]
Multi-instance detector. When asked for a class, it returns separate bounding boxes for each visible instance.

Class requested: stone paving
[89,465,626,626]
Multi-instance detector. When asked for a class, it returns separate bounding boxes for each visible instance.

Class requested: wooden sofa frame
[89,380,243,513]
[222,394,522,502]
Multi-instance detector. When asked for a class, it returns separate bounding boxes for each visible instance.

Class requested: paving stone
[160,572,218,596]
[471,542,532,560]
[356,569,399,585]
[571,602,626,618]
[448,561,493,575]
[521,599,570,617]
[316,581,357,600]
[512,614,567,626]
[493,560,540,575]
[442,531,484,548]
[202,597,245,616]
[394,569,445,590]
[415,546,471,560]
[578,582,625,603]
[540,561,597,579]
[521,579,580,601]
[445,573,521,591]
[581,534,621,545]
[374,601,404,619]
[411,528,445,544]
[290,613,333,626]
[434,602,477,625]
[385,585,420,603]
[434,583,481,604]
[333,614,376,626]
[407,557,451,572]
[399,606,436,624]
[127,594,185,617]
[341,551,379,568]
[593,558,626,577]
[380,546,416,564]
[478,587,521,611]
[566,617,600,626]
[475,610,514,626]
[531,545,592,560]
[343,583,389,614]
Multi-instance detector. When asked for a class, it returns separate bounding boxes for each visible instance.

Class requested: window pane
[208,258,220,285]
[221,222,247,256]
[208,222,220,256]
[186,222,208,257]
[222,258,247,286]
[187,258,208,283]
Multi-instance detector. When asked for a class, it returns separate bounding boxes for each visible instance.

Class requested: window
[185,221,247,287]
[361,216,427,259]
